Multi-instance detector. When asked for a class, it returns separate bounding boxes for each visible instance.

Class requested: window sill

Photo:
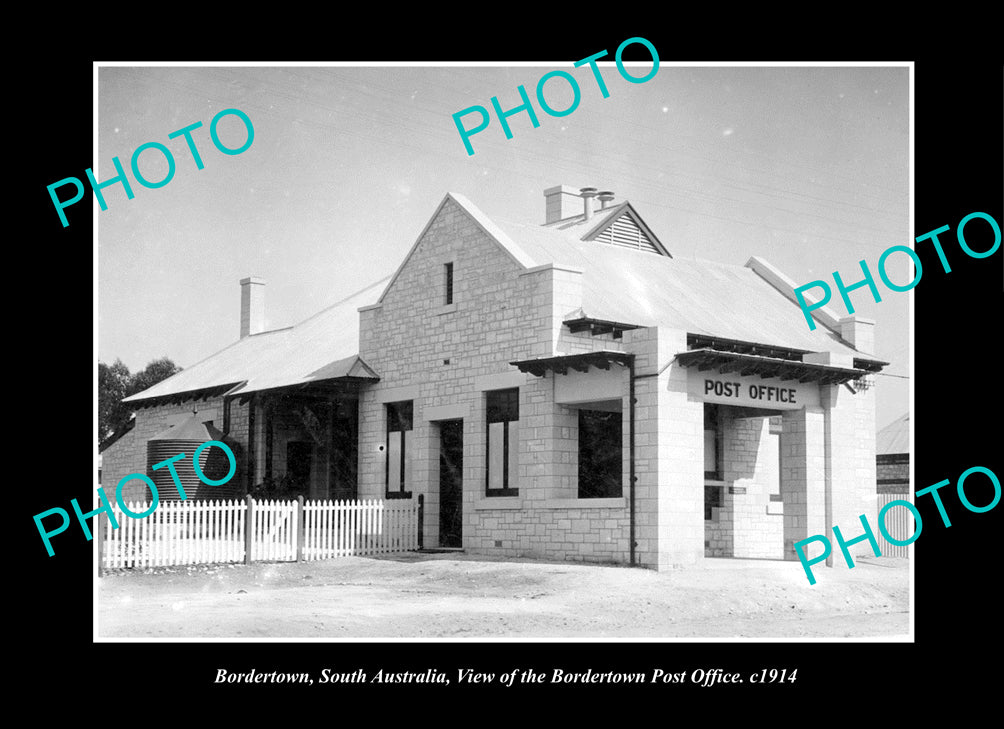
[436,303,457,316]
[474,497,522,510]
[485,487,519,497]
[538,497,627,510]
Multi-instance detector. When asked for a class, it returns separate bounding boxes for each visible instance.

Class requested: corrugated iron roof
[492,212,864,359]
[877,412,909,455]
[125,278,387,403]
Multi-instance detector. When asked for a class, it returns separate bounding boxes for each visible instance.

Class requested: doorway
[438,419,463,548]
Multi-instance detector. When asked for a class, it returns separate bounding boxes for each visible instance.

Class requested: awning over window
[563,316,642,339]
[510,351,635,377]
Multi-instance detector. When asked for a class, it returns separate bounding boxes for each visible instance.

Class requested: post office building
[103,184,886,570]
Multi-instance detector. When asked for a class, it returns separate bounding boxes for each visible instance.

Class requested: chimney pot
[580,187,598,220]
[240,276,266,338]
[598,190,615,209]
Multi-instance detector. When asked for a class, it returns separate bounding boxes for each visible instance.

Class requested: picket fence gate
[99,495,423,572]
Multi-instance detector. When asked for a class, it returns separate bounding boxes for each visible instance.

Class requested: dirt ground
[97,553,909,639]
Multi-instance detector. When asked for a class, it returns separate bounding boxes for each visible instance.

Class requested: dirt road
[97,553,909,639]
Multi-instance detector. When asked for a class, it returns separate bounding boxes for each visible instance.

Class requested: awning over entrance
[677,348,874,386]
[510,351,635,377]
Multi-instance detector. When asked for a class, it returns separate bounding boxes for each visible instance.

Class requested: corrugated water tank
[145,414,240,501]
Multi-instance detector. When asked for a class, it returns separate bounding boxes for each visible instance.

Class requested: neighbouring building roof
[99,413,135,453]
[877,412,909,455]
[124,278,387,404]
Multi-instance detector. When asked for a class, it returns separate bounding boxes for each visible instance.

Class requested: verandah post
[244,494,253,565]
[417,493,424,550]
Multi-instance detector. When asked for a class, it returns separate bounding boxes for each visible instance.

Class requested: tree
[98,359,131,443]
[98,357,182,444]
[126,357,182,398]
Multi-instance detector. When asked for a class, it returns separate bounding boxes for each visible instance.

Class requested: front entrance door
[439,419,463,548]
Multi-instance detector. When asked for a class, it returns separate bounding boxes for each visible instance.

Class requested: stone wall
[357,196,640,565]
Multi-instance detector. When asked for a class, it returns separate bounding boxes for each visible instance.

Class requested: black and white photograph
[88,61,914,642]
[24,39,1001,706]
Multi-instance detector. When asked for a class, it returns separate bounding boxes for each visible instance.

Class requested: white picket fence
[100,496,421,570]
[303,499,420,559]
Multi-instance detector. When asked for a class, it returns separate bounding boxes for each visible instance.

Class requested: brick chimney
[838,315,875,356]
[240,276,266,338]
[543,185,582,223]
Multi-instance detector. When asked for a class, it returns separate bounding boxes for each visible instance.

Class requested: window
[444,262,454,305]
[486,388,518,496]
[704,403,723,481]
[386,401,413,498]
[578,409,622,498]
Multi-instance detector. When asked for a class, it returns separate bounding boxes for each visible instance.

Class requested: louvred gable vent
[594,212,662,254]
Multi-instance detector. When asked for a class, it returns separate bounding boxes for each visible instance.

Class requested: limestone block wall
[822,382,879,566]
[780,406,827,561]
[705,509,732,557]
[468,504,631,562]
[630,326,704,570]
[356,196,641,565]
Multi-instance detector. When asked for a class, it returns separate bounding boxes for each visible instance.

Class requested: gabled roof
[487,213,867,359]
[124,278,387,404]
[376,192,536,304]
[394,192,872,360]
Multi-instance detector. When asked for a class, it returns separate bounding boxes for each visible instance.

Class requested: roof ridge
[293,275,392,326]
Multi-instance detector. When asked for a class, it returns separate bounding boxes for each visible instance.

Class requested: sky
[96,62,910,430]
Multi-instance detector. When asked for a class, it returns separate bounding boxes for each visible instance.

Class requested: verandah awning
[676,349,874,386]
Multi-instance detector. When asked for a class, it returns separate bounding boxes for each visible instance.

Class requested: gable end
[585,207,670,257]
